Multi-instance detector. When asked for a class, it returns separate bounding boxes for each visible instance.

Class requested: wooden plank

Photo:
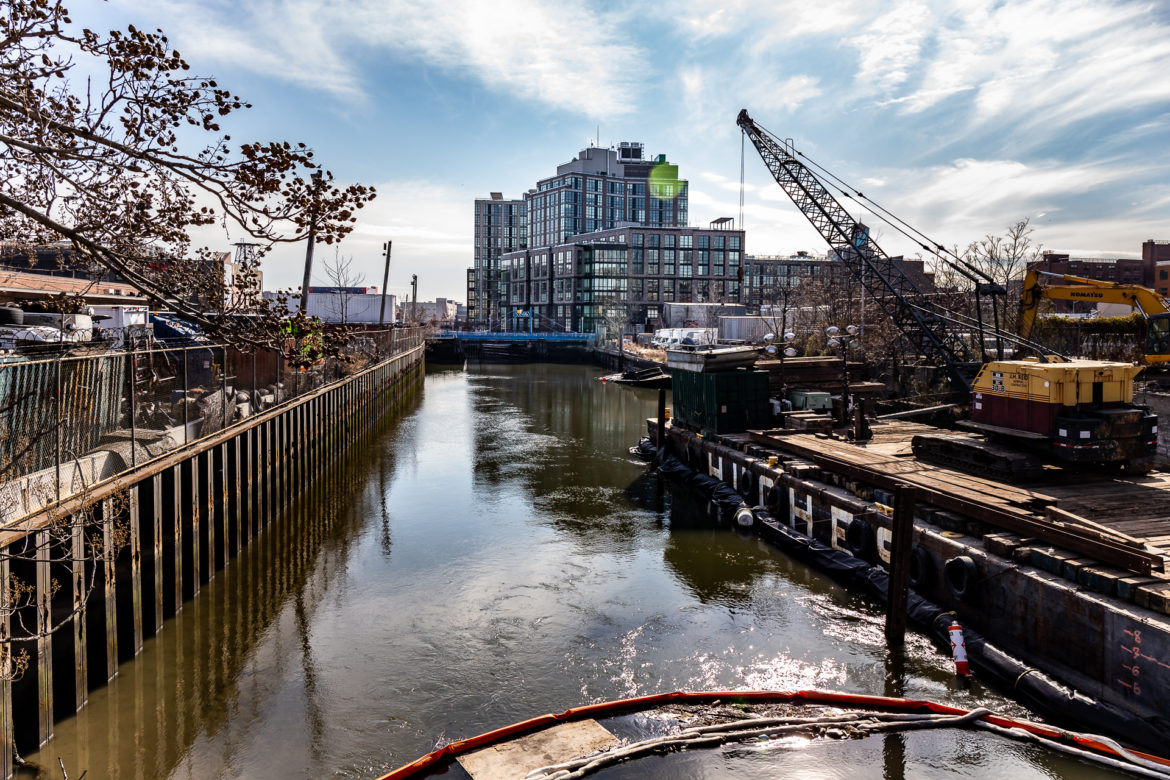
[747,430,1165,575]
[1046,507,1148,547]
[457,720,619,779]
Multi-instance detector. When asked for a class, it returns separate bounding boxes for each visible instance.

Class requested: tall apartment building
[501,221,744,334]
[525,142,688,248]
[470,193,526,328]
[469,142,688,329]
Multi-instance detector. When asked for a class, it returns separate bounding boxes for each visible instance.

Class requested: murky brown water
[20,363,1126,778]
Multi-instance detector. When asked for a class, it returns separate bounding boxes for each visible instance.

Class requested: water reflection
[20,365,1127,779]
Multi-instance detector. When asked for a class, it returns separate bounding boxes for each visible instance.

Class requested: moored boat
[665,344,759,373]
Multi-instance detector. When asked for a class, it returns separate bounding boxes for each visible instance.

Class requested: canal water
[21,363,1125,779]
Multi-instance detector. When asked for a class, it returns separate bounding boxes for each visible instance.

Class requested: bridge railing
[433,330,595,342]
[0,326,424,527]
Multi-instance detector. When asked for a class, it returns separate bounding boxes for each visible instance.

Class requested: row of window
[535,176,688,197]
[508,279,741,305]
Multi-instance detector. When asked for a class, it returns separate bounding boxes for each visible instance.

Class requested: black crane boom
[736,109,979,392]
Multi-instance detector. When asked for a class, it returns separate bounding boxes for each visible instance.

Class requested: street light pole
[826,324,859,426]
[379,240,392,326]
[410,274,418,325]
[299,171,324,314]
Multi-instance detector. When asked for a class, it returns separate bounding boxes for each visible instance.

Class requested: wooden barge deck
[652,416,1170,740]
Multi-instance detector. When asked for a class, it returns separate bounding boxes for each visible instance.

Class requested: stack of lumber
[755,356,865,393]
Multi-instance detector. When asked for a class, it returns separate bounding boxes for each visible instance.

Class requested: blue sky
[89,0,1170,301]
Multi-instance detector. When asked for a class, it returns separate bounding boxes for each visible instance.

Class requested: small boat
[599,366,672,389]
[666,344,759,373]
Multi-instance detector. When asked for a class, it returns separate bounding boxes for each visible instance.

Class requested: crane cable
[739,124,1062,356]
[739,132,746,231]
[787,146,995,285]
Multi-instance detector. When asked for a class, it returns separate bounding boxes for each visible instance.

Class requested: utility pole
[299,171,324,314]
[379,241,392,325]
[410,274,418,325]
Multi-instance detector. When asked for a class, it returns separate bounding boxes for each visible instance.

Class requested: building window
[632,233,644,247]
[680,235,693,249]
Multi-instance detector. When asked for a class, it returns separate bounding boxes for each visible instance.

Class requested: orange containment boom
[374,689,1170,779]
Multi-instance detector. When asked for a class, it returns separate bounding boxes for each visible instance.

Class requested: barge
[648,414,1170,749]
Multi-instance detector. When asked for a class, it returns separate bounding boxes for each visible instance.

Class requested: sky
[84,0,1170,302]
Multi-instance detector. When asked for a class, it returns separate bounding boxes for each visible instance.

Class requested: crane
[1019,270,1170,364]
[737,109,1157,478]
[735,109,1056,394]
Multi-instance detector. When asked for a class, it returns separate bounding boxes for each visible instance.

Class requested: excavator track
[911,433,1045,482]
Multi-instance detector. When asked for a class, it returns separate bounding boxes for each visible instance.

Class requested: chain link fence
[0,327,424,524]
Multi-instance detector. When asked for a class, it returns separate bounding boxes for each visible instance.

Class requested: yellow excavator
[1019,270,1170,364]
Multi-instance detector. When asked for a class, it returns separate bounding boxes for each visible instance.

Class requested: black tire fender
[846,517,876,560]
[944,555,978,600]
[737,468,757,499]
[765,482,785,512]
[908,546,935,593]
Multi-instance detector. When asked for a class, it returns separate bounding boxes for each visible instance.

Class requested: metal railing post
[221,345,228,430]
[55,357,62,502]
[129,348,137,468]
[183,347,189,446]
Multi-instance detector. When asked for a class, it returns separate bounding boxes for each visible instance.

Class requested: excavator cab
[1147,314,1170,364]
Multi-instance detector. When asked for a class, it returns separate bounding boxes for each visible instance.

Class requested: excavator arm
[1020,270,1170,363]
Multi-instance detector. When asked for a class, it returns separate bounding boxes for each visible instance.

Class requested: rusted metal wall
[0,339,424,777]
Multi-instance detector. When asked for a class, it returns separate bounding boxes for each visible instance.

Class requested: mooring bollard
[656,387,667,453]
[885,483,916,645]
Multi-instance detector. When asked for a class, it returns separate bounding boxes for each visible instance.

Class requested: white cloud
[743,74,823,115]
[259,179,472,301]
[138,0,645,116]
[887,0,1170,135]
[850,0,932,91]
[896,157,1140,225]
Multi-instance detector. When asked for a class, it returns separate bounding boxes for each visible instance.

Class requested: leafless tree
[0,1,375,356]
[321,247,366,325]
